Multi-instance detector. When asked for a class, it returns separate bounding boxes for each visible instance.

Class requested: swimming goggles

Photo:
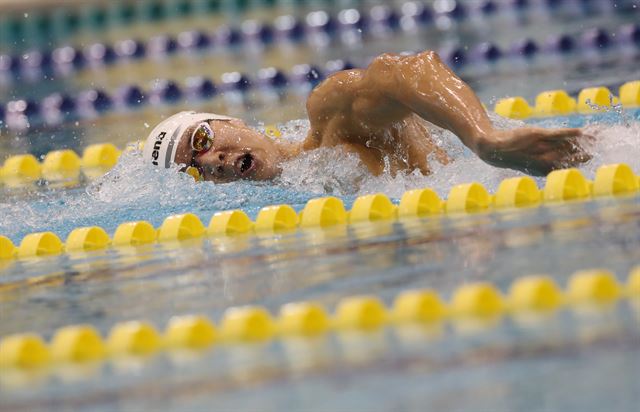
[190,121,215,153]
[185,121,215,181]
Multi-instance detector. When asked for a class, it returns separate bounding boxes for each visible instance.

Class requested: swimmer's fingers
[563,150,592,166]
[540,145,591,171]
[559,136,592,163]
[529,143,589,175]
[545,128,596,149]
[541,128,582,141]
[545,131,593,159]
[529,141,576,163]
[557,140,585,157]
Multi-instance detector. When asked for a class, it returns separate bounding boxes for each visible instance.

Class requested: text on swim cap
[151,131,166,165]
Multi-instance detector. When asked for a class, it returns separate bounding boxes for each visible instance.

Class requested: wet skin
[174,118,285,182]
[174,50,591,182]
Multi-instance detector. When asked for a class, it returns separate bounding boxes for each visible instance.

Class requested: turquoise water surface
[1,2,640,410]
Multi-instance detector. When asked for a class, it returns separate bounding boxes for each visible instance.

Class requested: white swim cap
[143,111,237,168]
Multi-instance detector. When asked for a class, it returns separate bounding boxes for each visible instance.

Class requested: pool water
[1,1,640,411]
[1,109,639,243]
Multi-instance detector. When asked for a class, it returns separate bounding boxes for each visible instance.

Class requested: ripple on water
[1,113,638,242]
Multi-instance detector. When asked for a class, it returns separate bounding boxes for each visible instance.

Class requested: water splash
[277,112,640,198]
[0,149,317,242]
[1,113,638,242]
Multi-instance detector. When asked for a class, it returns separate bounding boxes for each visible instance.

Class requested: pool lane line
[0,144,123,188]
[4,0,630,75]
[0,267,638,372]
[0,79,638,189]
[1,163,638,261]
[495,81,640,119]
[0,0,277,48]
[4,18,632,83]
[24,0,636,49]
[2,25,638,132]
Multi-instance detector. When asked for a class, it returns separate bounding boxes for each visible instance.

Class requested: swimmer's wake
[0,114,637,243]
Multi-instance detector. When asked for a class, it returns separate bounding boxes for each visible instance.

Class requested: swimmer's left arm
[305,50,591,176]
[352,51,592,175]
[361,51,493,153]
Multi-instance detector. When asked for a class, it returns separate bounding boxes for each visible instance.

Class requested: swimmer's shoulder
[308,69,364,104]
[306,69,365,123]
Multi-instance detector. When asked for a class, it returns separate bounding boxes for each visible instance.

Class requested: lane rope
[1,163,638,259]
[0,267,637,371]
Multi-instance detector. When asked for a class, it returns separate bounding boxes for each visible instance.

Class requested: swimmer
[143,50,591,182]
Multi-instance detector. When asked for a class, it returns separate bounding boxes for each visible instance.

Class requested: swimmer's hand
[476,127,592,176]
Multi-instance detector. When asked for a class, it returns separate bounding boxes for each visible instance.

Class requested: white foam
[1,114,638,241]
[276,114,640,198]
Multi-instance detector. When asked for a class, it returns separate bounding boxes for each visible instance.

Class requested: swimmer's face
[174,119,282,182]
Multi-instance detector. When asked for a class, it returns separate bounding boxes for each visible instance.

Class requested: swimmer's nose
[209,151,234,178]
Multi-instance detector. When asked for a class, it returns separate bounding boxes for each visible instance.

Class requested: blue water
[2,108,639,243]
[2,3,640,411]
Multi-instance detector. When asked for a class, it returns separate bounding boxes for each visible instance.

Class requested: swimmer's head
[143,111,286,182]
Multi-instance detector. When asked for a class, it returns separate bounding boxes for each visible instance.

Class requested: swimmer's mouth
[235,153,256,177]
